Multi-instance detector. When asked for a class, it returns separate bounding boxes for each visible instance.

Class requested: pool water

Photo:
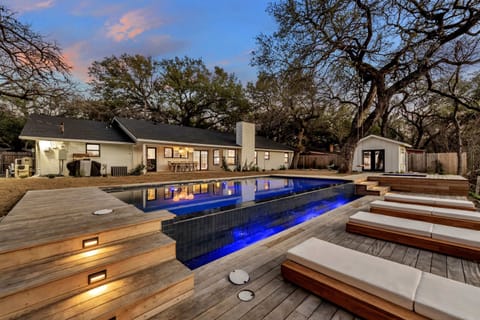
[109,176,346,216]
[108,176,358,269]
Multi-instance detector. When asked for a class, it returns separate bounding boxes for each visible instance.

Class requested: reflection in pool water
[109,176,347,217]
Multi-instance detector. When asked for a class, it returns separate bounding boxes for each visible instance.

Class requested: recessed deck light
[93,209,113,215]
[82,237,99,248]
[88,270,107,284]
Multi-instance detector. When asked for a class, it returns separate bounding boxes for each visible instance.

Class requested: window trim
[86,143,100,157]
[213,149,220,165]
[284,152,289,164]
[164,147,173,158]
[264,151,270,160]
[226,149,236,165]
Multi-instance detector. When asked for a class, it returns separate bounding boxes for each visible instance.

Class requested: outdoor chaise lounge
[346,211,480,260]
[370,200,480,230]
[281,237,480,320]
[384,193,476,211]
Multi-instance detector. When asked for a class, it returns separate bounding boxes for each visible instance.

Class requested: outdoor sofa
[281,238,480,320]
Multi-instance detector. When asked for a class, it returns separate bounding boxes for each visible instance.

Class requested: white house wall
[352,138,402,172]
[36,140,133,175]
[257,150,292,171]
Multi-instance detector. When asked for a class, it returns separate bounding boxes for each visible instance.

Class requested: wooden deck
[1,173,477,319]
[154,195,480,320]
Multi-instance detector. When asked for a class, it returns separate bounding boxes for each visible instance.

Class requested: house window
[284,153,289,164]
[173,147,188,158]
[213,150,220,165]
[264,151,270,160]
[164,147,173,158]
[86,143,100,157]
[226,149,236,165]
[254,151,258,165]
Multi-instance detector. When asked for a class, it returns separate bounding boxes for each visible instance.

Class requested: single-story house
[19,114,294,176]
[352,135,411,173]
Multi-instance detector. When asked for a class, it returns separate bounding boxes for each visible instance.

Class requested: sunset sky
[5,0,275,84]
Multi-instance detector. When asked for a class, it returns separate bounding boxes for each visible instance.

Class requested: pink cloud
[5,0,55,12]
[106,9,163,42]
[62,41,92,82]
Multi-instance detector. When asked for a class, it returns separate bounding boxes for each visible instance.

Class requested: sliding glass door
[193,150,209,170]
[362,149,385,172]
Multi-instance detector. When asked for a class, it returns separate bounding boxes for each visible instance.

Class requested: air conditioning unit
[15,164,30,178]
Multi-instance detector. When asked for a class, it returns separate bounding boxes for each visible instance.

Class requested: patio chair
[369,200,480,230]
[384,193,476,211]
[282,238,480,320]
[346,211,480,261]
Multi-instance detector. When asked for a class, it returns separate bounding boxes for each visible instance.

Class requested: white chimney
[236,121,255,169]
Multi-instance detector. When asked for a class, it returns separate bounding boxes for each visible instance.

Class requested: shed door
[362,150,384,172]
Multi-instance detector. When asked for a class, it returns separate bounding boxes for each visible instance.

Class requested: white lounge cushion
[434,198,476,210]
[431,224,480,248]
[385,193,433,205]
[370,200,432,216]
[286,238,422,310]
[432,207,480,222]
[414,272,480,320]
[349,211,433,237]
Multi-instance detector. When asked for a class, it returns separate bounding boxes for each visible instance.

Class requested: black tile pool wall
[162,182,356,265]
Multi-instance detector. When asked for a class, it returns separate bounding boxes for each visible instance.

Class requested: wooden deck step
[0,232,176,319]
[369,186,391,196]
[0,212,174,271]
[355,180,389,196]
[19,259,194,320]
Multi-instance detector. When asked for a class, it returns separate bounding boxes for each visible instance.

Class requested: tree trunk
[453,102,463,176]
[292,127,305,169]
[339,135,357,173]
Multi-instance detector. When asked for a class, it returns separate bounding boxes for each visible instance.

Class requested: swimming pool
[108,176,347,216]
[108,176,358,268]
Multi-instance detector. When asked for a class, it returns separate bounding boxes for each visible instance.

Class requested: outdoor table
[169,161,198,172]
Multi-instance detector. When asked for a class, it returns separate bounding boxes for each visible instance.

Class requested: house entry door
[362,150,385,172]
[193,150,209,171]
[146,147,157,172]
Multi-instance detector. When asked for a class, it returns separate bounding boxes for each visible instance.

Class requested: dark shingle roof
[255,136,294,151]
[20,115,292,151]
[20,114,134,143]
[115,117,239,147]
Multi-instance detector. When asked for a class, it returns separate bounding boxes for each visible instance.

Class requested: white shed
[352,135,412,173]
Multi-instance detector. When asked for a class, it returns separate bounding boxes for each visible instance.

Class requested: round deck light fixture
[237,289,255,302]
[229,269,249,285]
[93,209,113,215]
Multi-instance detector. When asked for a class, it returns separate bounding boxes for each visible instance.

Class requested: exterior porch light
[82,237,99,248]
[88,270,107,284]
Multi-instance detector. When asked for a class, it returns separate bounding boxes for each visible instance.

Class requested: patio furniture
[346,211,480,260]
[169,161,198,172]
[282,237,480,320]
[370,200,480,230]
[384,192,476,211]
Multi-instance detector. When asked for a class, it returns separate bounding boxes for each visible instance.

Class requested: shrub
[129,164,145,176]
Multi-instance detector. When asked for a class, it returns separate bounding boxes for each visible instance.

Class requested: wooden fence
[0,151,33,175]
[408,152,467,175]
[297,153,340,169]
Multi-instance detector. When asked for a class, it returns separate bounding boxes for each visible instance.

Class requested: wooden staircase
[354,178,390,196]
[0,188,194,320]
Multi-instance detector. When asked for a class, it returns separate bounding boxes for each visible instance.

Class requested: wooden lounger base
[346,222,480,261]
[281,260,428,320]
[370,207,480,230]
